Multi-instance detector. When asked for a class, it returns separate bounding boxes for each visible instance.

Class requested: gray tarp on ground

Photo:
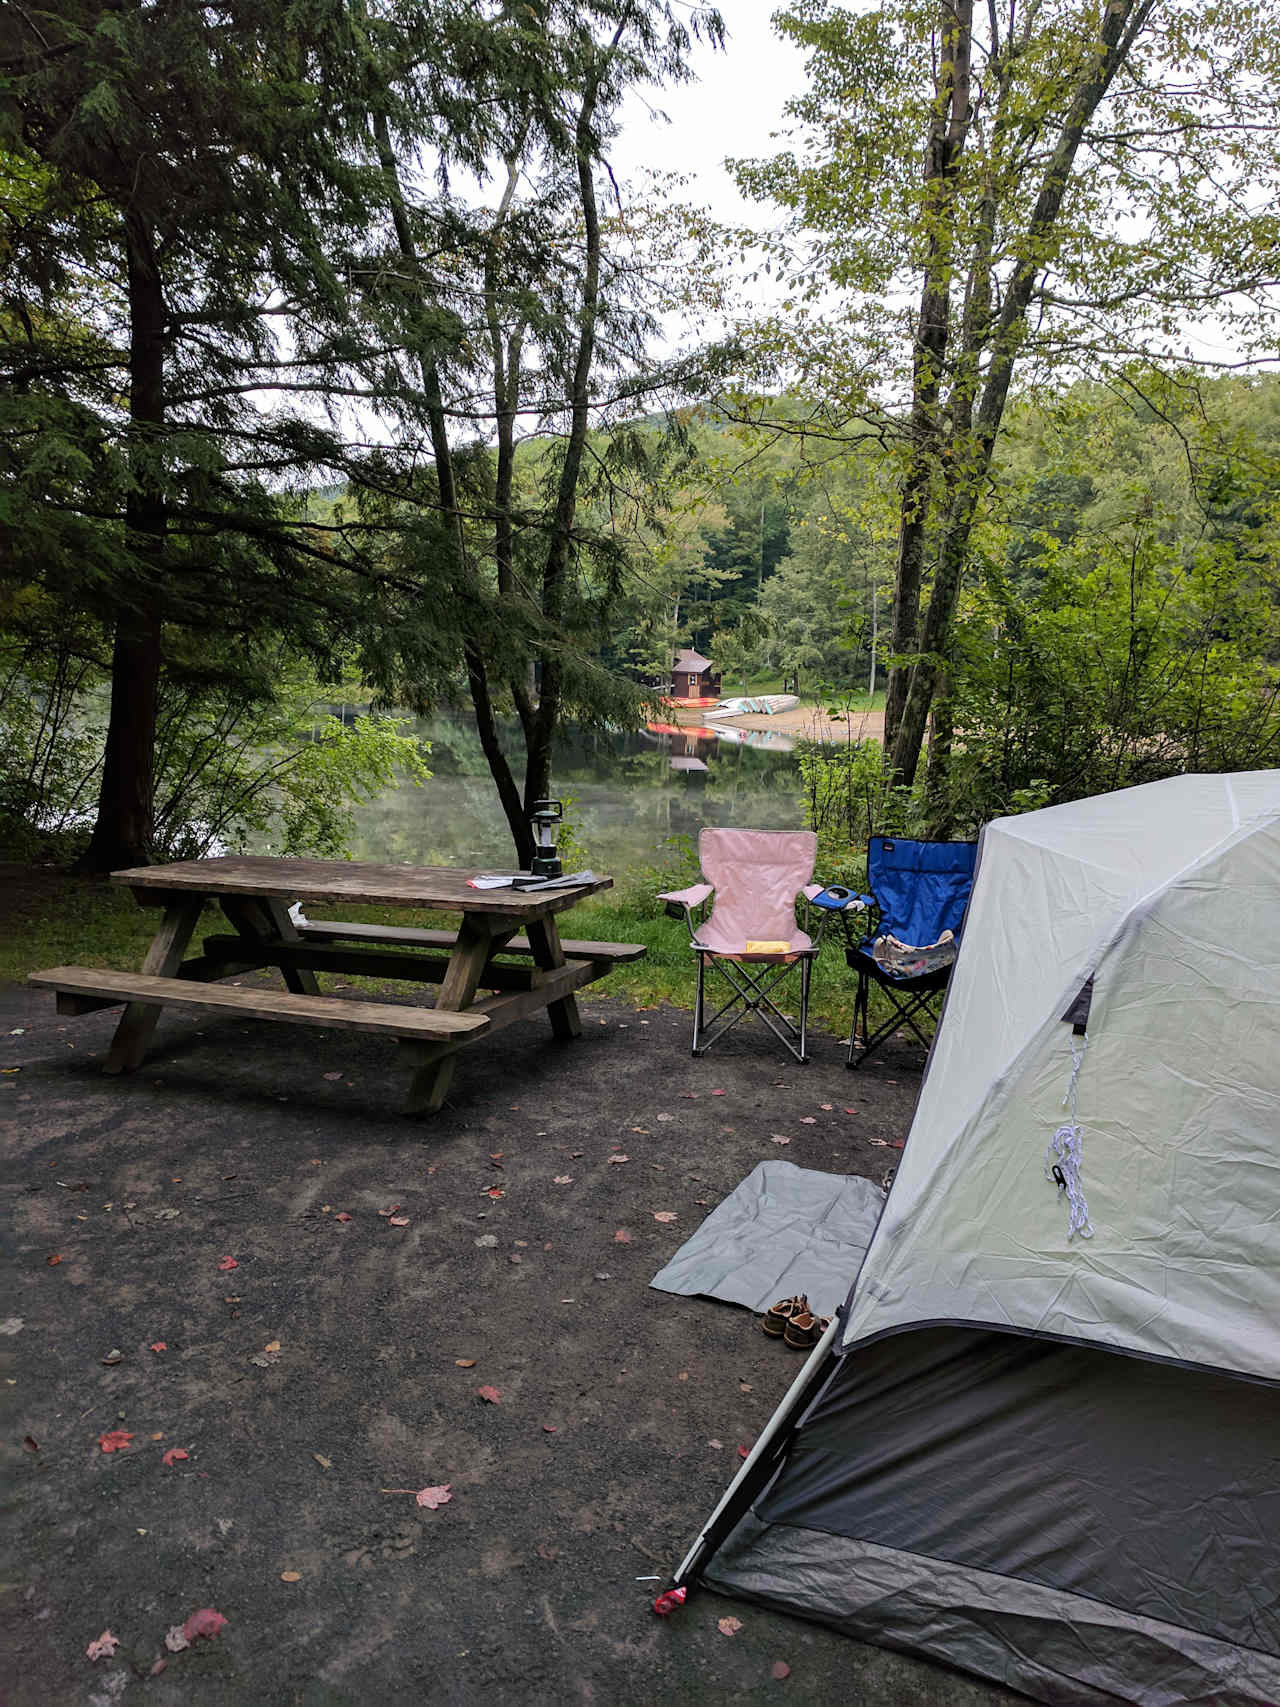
[649,1161,885,1317]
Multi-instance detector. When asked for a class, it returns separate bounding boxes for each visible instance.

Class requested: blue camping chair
[843,836,978,1069]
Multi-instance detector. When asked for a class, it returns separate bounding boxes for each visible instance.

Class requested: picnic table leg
[524,915,583,1041]
[220,896,320,996]
[104,895,206,1073]
[403,913,512,1114]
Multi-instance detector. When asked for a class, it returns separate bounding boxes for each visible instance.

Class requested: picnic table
[29,857,645,1114]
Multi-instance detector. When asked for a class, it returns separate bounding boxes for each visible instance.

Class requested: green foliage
[0,634,430,862]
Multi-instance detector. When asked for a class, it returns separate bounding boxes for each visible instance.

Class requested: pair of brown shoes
[761,1294,830,1349]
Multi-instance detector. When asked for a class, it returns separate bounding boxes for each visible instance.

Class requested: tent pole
[668,1315,842,1591]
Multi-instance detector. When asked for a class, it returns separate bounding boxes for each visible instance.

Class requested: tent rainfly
[668,772,1280,1707]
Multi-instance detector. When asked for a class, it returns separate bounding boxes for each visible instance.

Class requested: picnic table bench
[29,857,645,1114]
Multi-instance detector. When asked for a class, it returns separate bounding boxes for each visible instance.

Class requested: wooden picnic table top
[110,856,613,916]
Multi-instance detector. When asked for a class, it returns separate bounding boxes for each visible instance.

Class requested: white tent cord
[1044,1033,1093,1240]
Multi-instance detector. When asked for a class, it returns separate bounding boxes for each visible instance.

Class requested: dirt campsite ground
[3,978,1022,1707]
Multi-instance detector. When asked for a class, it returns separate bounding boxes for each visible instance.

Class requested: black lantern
[529,798,563,879]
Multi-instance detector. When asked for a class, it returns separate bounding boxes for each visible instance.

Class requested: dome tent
[670,772,1280,1706]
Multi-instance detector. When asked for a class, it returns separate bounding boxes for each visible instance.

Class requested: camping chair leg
[849,982,939,1068]
[692,954,707,1055]
[693,954,814,1063]
[848,968,870,1067]
[799,953,811,1063]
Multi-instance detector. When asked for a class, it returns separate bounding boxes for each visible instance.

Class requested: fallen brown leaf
[86,1630,119,1662]
[718,1615,743,1636]
[313,1453,332,1470]
[416,1484,452,1509]
[653,1211,678,1224]
[613,1229,632,1244]
[281,1570,302,1582]
[46,1253,62,1266]
[455,1357,477,1368]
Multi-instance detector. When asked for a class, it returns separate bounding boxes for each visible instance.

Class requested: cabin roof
[673,648,715,674]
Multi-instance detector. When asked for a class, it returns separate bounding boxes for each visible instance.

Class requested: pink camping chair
[660,829,829,1063]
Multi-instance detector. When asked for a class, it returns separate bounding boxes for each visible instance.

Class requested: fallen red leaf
[334,1211,352,1223]
[653,1211,678,1223]
[799,1116,817,1124]
[542,1423,558,1433]
[772,1659,792,1679]
[162,1447,189,1467]
[487,1187,504,1199]
[738,1445,750,1459]
[844,1107,857,1114]
[181,1608,227,1643]
[415,1484,452,1509]
[218,1256,238,1271]
[476,1385,501,1404]
[378,1204,401,1217]
[323,1071,343,1080]
[23,1434,39,1453]
[46,1253,62,1266]
[150,1341,167,1352]
[98,1429,134,1453]
[888,1139,906,1149]
[86,1630,119,1662]
[388,1215,410,1226]
[718,1615,743,1635]
[613,1229,632,1244]
[711,1088,726,1096]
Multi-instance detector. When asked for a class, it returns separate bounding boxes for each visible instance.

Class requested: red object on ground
[652,1585,687,1616]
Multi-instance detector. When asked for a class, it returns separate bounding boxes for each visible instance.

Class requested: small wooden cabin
[671,648,721,700]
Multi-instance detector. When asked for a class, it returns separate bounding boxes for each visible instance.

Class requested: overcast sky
[610,3,810,227]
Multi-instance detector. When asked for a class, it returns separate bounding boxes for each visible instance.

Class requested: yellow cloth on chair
[744,939,790,953]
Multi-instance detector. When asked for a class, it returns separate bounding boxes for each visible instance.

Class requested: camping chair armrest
[802,884,872,942]
[659,883,713,938]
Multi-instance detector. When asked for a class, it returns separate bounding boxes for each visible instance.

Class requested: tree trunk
[78,213,166,871]
[883,0,974,754]
[523,44,612,814]
[889,0,1153,786]
[373,115,532,862]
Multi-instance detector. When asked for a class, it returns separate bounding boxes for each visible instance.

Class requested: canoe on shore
[707,693,799,718]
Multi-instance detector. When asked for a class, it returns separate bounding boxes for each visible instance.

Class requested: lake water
[345,709,806,875]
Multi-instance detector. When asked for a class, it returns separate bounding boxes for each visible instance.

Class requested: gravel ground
[2,979,1023,1707]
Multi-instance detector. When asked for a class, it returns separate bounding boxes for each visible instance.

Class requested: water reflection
[345,708,805,873]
